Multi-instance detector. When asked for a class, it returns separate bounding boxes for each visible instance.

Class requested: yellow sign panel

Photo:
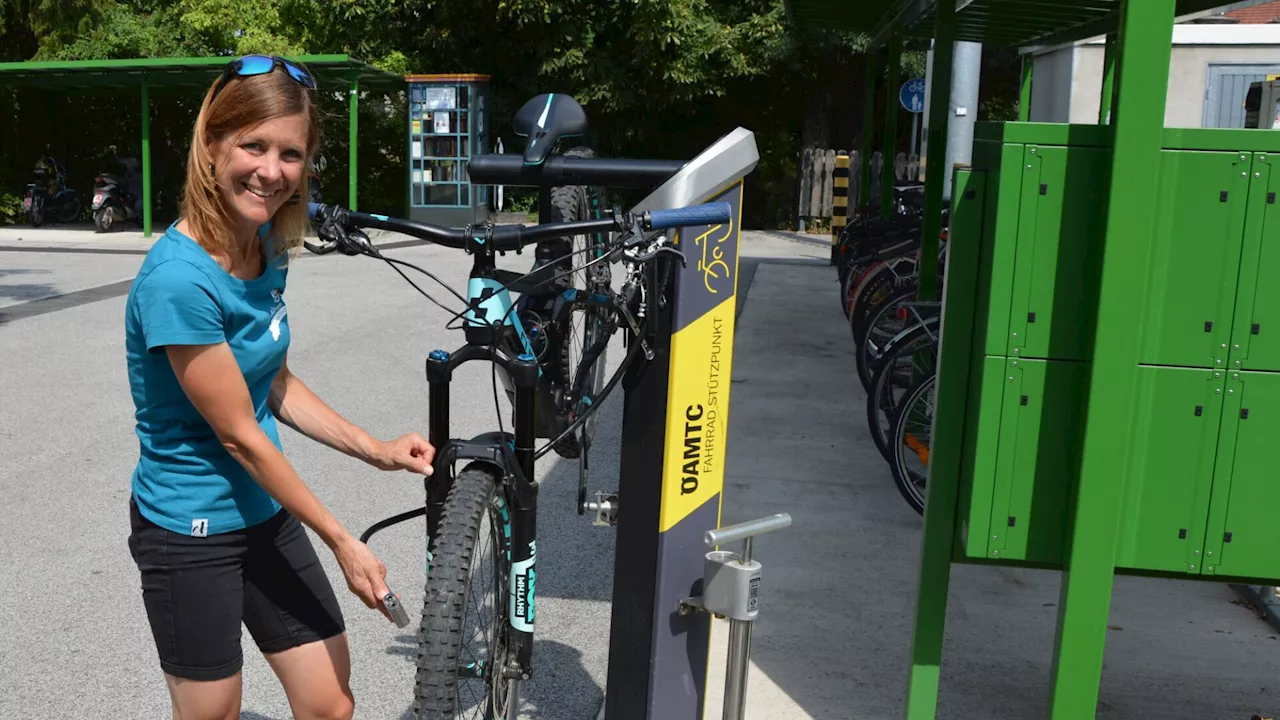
[658,181,743,532]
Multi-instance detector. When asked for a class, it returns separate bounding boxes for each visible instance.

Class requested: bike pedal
[583,491,619,526]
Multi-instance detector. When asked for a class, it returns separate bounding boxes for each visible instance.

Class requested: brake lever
[303,238,335,255]
[633,242,685,266]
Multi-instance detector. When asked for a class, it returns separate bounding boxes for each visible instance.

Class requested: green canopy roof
[785,0,1255,48]
[0,54,404,92]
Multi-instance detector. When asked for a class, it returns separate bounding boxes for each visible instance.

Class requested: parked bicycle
[306,93,731,720]
[833,190,947,515]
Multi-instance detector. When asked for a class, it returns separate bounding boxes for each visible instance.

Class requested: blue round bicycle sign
[900,78,926,113]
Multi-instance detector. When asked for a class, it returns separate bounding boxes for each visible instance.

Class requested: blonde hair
[181,63,321,264]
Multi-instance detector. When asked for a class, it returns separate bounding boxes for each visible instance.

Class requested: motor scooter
[91,156,143,232]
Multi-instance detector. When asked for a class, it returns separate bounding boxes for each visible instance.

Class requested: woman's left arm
[270,356,435,475]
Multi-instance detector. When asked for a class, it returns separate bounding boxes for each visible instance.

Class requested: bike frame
[415,235,629,684]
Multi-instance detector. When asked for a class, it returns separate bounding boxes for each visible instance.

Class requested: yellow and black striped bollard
[831,153,850,265]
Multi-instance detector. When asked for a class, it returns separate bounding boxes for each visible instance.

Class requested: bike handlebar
[307,201,732,254]
[467,154,685,189]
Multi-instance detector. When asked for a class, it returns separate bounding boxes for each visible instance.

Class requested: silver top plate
[630,127,759,214]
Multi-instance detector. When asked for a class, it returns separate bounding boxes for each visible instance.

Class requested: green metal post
[141,76,152,238]
[349,76,359,211]
[1018,54,1033,122]
[882,32,901,216]
[901,6,955,717]
[860,49,878,208]
[1046,2,1175,717]
[1099,33,1117,124]
[917,12,954,303]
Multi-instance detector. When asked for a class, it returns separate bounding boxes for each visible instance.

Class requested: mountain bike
[305,194,731,719]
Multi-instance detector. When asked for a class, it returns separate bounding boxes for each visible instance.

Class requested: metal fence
[797,147,922,229]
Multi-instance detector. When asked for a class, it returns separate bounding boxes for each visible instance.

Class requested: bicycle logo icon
[694,218,734,294]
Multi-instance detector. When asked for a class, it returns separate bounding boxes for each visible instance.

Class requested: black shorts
[127,497,346,681]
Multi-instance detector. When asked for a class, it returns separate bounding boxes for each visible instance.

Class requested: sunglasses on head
[211,55,316,101]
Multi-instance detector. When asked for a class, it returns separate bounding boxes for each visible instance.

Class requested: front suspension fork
[425,346,541,684]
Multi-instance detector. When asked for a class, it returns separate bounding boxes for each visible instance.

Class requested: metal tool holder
[678,513,792,720]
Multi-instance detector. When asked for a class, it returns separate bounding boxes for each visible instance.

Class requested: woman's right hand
[332,534,395,622]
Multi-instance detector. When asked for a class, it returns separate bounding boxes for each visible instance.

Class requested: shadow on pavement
[0,267,57,302]
[386,639,599,720]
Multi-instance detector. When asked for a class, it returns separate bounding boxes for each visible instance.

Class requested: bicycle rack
[678,513,792,720]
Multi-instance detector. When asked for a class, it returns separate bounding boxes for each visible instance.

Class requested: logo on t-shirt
[269,287,287,341]
[191,518,209,537]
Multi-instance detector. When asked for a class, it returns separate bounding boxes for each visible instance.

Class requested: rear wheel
[28,196,44,228]
[549,146,612,459]
[93,207,114,233]
[415,464,514,720]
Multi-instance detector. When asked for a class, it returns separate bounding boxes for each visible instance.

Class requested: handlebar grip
[645,202,732,231]
[308,202,322,219]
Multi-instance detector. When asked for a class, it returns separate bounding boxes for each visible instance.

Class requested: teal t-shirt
[125,222,290,537]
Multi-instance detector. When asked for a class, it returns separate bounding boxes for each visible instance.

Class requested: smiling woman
[121,55,437,720]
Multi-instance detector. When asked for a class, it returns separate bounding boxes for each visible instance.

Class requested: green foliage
[0,191,25,224]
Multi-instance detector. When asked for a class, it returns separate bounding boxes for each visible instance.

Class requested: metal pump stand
[678,513,792,720]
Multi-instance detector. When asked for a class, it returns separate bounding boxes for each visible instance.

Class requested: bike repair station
[787,0,1280,717]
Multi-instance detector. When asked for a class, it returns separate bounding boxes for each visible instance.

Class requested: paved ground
[3,224,1280,719]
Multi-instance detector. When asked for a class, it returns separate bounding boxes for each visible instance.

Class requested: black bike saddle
[513,93,587,166]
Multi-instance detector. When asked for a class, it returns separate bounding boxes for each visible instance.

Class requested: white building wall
[1027,24,1280,128]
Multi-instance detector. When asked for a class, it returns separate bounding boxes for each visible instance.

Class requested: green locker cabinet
[1114,365,1224,574]
[957,356,1004,560]
[1138,151,1250,370]
[1229,153,1280,373]
[962,357,1088,564]
[1203,370,1280,580]
[1005,146,1111,363]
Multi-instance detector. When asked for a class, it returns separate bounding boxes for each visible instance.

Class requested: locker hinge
[1253,323,1261,335]
[1178,528,1187,539]
[1039,183,1047,195]
[1220,190,1229,202]
[1269,191,1276,204]
[1008,516,1016,527]
[1204,321,1213,333]
[1020,395,1028,406]
[1027,311,1037,323]
[1241,408,1250,419]
[1224,531,1233,543]
[1194,405,1203,416]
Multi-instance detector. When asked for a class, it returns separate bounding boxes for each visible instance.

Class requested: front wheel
[54,193,81,224]
[890,373,936,515]
[415,463,514,720]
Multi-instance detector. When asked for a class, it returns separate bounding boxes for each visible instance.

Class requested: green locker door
[985,357,1089,564]
[1006,145,1111,363]
[1138,151,1249,369]
[1114,366,1223,574]
[1203,370,1280,581]
[1230,153,1280,373]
